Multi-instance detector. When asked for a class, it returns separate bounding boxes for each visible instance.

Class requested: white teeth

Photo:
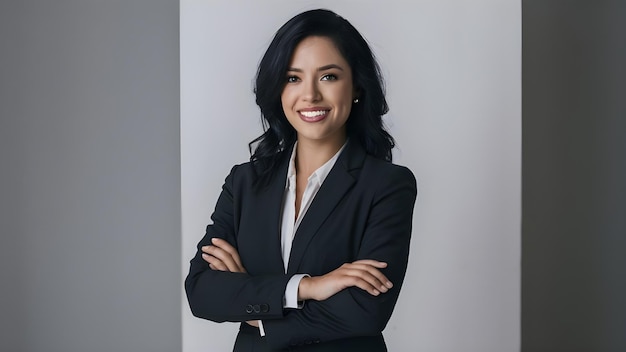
[300,110,327,118]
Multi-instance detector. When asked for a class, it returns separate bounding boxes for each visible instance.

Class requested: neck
[295,137,346,177]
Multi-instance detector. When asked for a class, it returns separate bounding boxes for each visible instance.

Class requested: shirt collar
[286,140,348,189]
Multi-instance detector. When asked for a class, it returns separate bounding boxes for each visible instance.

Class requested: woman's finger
[345,276,382,296]
[202,243,246,273]
[211,238,245,270]
[341,263,393,290]
[205,246,240,272]
[340,266,390,293]
[203,253,228,271]
[351,259,388,268]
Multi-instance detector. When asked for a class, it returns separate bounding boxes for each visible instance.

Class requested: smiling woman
[184,8,417,352]
[281,36,355,149]
[182,1,522,351]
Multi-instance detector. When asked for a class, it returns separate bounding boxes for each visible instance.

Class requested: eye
[286,75,299,83]
[321,74,337,81]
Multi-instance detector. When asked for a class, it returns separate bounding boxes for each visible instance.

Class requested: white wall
[181,1,520,351]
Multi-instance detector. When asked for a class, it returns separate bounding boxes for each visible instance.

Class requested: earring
[353,98,359,104]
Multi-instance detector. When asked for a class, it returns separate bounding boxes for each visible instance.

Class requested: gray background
[2,1,625,352]
[1,0,181,351]
[522,1,626,351]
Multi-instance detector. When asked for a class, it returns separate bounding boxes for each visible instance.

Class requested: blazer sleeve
[262,165,418,349]
[184,165,292,323]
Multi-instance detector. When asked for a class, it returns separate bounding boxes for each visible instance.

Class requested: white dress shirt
[258,141,347,336]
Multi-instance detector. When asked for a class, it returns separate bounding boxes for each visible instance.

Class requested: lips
[298,108,330,122]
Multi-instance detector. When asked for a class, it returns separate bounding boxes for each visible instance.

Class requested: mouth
[298,109,330,122]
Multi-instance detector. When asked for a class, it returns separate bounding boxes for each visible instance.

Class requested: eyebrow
[287,64,344,72]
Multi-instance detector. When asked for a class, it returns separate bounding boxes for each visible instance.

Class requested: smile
[298,109,329,122]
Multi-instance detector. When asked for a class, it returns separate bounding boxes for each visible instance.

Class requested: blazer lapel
[286,140,366,274]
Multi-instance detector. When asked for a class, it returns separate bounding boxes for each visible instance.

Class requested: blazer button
[245,305,253,314]
[253,304,261,313]
[260,304,269,312]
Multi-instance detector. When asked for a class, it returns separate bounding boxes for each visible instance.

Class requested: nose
[302,79,321,102]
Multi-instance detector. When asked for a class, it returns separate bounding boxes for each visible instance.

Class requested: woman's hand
[201,238,247,273]
[202,238,258,327]
[298,260,393,301]
[245,320,259,328]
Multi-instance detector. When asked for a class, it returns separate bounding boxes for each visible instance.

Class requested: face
[281,36,356,147]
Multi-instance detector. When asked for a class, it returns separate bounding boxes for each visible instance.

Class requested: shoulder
[223,161,254,185]
[351,155,418,204]
[353,156,418,212]
[223,150,290,188]
[362,155,417,189]
[342,140,416,188]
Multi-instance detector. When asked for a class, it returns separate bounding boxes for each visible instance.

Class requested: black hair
[249,9,394,187]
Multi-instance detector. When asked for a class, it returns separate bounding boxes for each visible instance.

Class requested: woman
[185,9,417,352]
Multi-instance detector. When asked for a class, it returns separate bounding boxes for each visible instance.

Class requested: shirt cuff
[283,274,309,309]
[258,320,265,336]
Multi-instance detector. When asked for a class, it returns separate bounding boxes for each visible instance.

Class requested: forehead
[288,36,349,67]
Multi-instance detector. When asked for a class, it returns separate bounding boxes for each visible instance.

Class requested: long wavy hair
[250,9,394,187]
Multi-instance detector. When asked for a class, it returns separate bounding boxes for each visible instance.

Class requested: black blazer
[185,140,417,351]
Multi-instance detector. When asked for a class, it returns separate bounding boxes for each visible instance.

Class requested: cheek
[337,83,354,106]
[281,94,297,124]
[281,89,295,109]
[337,88,354,115]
